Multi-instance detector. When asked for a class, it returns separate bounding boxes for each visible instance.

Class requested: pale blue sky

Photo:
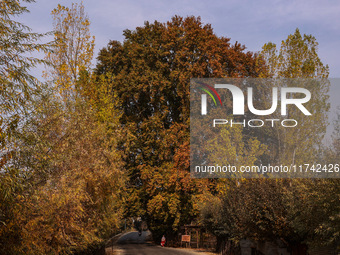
[21,0,340,77]
[19,0,339,142]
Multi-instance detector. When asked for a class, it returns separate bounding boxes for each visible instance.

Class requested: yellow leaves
[16,102,124,253]
[147,193,182,229]
[0,2,123,254]
[207,125,266,174]
[1,69,123,254]
[46,2,95,103]
[261,28,329,79]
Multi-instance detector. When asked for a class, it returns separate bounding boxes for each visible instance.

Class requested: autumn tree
[14,81,124,254]
[95,16,264,241]
[288,109,339,250]
[261,28,329,79]
[324,107,340,163]
[200,29,335,254]
[253,29,336,251]
[258,29,330,167]
[1,2,124,254]
[283,179,340,250]
[0,0,49,168]
[0,0,50,252]
[13,3,124,253]
[44,2,95,101]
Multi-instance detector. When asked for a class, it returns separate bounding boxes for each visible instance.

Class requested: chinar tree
[95,15,265,241]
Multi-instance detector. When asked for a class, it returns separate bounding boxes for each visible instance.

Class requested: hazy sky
[21,0,340,77]
[19,0,339,143]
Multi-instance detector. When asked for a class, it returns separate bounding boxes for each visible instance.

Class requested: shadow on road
[117,231,152,244]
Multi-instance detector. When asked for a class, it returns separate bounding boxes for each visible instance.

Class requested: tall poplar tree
[260,28,330,166]
[200,29,336,254]
[44,2,95,101]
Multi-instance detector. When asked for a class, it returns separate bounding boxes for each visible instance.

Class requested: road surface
[107,243,213,255]
[106,231,213,255]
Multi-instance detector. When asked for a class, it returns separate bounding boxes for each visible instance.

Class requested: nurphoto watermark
[190,78,339,178]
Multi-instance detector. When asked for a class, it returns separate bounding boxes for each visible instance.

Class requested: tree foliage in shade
[95,15,265,240]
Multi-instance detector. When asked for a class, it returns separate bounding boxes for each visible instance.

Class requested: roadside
[105,243,217,255]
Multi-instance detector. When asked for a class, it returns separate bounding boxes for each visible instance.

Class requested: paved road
[106,231,212,255]
[109,243,211,255]
[117,231,152,244]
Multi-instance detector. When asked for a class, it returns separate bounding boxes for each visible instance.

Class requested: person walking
[161,235,166,247]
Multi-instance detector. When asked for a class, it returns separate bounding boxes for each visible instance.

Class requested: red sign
[181,235,191,242]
